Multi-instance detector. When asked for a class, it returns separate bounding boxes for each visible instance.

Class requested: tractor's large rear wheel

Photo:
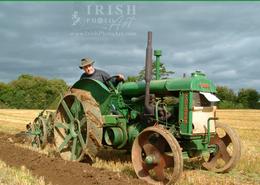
[54,89,103,162]
[132,126,183,185]
[203,122,241,173]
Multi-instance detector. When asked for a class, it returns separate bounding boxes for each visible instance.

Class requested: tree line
[0,74,68,109]
[0,73,259,109]
[216,86,259,109]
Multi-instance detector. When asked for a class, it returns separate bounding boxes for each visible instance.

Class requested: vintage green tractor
[27,32,241,184]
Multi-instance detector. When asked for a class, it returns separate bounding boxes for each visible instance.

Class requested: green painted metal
[30,129,41,135]
[208,144,218,154]
[102,114,128,148]
[119,71,217,97]
[61,100,74,121]
[204,117,219,144]
[58,134,72,152]
[72,79,129,116]
[55,122,69,129]
[54,96,88,160]
[181,138,209,157]
[104,127,124,146]
[72,79,111,114]
[130,110,138,119]
[103,115,118,125]
[190,139,207,151]
[154,50,162,80]
[28,110,54,149]
[127,123,144,145]
[71,138,77,160]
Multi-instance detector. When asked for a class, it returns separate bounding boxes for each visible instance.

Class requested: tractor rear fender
[71,79,111,106]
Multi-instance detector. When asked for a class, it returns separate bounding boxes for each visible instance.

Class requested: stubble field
[0,109,259,185]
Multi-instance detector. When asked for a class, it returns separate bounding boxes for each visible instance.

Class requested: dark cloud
[0,2,260,92]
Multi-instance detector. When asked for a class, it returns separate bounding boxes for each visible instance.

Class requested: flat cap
[79,57,94,69]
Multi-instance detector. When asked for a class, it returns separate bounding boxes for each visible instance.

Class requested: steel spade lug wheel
[202,122,241,173]
[31,116,48,149]
[54,89,103,162]
[132,126,183,185]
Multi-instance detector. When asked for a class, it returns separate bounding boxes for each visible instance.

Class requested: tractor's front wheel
[132,126,183,185]
[203,122,241,173]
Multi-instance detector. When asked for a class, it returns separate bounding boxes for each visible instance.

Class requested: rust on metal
[202,122,241,172]
[183,92,189,124]
[200,83,210,88]
[89,130,102,147]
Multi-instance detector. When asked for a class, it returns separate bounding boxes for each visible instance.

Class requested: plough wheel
[203,122,241,173]
[132,126,183,185]
[54,89,103,162]
[31,116,48,149]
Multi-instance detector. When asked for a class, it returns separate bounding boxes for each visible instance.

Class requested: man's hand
[116,74,125,82]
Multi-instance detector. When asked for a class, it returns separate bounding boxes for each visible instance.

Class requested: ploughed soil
[0,132,146,185]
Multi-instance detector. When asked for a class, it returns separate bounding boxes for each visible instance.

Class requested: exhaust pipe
[144,31,154,116]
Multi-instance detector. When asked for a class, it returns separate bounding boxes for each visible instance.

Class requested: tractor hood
[119,71,217,96]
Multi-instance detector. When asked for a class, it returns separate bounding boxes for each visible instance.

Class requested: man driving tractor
[79,57,124,85]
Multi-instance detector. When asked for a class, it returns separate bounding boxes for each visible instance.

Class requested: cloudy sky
[1,2,260,92]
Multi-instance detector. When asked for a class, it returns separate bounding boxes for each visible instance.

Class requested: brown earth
[0,132,147,185]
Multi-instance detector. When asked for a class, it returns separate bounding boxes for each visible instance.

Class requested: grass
[217,110,260,177]
[0,109,43,134]
[0,160,50,185]
[0,109,260,184]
